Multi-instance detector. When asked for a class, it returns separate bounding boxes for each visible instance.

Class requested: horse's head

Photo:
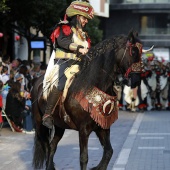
[117,30,152,88]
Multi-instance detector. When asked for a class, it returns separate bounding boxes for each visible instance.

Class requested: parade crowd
[118,55,170,112]
[0,53,47,133]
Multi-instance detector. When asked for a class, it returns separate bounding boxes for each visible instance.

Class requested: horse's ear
[127,29,136,44]
[133,31,138,37]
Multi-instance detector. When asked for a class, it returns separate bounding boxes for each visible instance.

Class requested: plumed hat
[66,1,94,19]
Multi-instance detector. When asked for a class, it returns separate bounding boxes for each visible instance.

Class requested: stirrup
[42,114,53,129]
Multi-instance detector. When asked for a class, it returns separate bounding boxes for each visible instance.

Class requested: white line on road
[4,161,12,165]
[129,113,143,135]
[115,149,131,165]
[138,133,170,136]
[112,113,144,170]
[73,147,99,150]
[141,136,164,139]
[138,147,165,150]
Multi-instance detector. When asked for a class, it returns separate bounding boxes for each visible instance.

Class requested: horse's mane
[69,35,127,96]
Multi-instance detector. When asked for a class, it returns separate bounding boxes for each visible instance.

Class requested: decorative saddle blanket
[75,87,118,129]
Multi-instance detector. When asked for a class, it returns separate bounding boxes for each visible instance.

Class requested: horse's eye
[132,47,140,62]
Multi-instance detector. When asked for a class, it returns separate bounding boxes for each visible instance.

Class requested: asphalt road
[0,110,138,170]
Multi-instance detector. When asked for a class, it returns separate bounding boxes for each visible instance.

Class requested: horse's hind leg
[91,128,113,170]
[79,128,92,170]
[46,127,65,170]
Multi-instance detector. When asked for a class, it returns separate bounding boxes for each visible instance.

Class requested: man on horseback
[42,1,94,129]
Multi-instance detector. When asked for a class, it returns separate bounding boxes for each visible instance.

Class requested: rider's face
[77,15,88,28]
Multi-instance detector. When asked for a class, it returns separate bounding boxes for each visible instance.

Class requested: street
[1,110,170,170]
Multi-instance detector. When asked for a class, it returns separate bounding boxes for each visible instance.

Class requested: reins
[114,42,130,79]
[101,43,129,86]
[117,40,142,79]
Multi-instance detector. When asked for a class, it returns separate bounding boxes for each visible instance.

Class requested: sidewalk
[112,110,170,170]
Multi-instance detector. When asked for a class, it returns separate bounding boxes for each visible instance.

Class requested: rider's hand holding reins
[79,48,88,55]
[77,45,88,55]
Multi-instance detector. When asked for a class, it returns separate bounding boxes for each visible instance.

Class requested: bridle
[118,41,143,78]
[101,41,143,84]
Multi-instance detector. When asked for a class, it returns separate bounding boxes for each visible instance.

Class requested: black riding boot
[42,86,62,129]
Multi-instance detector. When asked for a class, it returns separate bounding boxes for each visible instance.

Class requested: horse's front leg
[91,128,113,170]
[79,128,92,170]
[46,127,65,170]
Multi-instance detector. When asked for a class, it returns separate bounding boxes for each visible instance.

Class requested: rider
[42,1,94,129]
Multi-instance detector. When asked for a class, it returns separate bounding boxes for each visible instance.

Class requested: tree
[85,17,103,46]
[0,0,103,58]
[0,0,9,13]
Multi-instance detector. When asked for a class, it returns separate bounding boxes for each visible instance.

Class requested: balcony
[111,0,170,3]
[126,0,170,3]
[139,28,170,47]
[140,28,170,35]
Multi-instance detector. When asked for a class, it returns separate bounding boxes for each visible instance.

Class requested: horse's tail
[32,126,49,169]
[31,75,50,169]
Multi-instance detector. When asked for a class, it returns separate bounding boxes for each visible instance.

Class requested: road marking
[4,161,12,165]
[138,147,165,150]
[25,161,32,164]
[129,113,143,135]
[112,113,144,170]
[73,147,99,150]
[138,133,170,136]
[89,137,97,140]
[141,137,164,139]
[115,149,131,165]
[19,151,26,155]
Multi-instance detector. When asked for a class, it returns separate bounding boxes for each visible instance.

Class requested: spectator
[16,58,22,67]
[30,62,41,79]
[40,63,47,75]
[17,65,29,91]
[1,79,13,108]
[14,73,25,92]
[21,63,33,92]
[10,59,20,77]
[0,59,3,82]
[2,54,11,75]
[0,80,3,127]
[1,66,9,84]
[5,81,29,132]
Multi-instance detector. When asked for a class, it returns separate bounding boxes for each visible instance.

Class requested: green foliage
[6,0,68,37]
[0,0,9,13]
[85,16,103,46]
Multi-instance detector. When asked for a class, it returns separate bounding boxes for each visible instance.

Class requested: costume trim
[62,25,72,36]
[75,87,118,129]
[50,27,60,43]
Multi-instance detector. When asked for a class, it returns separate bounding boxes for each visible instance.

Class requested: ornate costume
[42,1,94,129]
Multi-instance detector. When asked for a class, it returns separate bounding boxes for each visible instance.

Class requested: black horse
[32,30,144,170]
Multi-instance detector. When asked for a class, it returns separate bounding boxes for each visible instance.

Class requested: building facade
[101,0,170,60]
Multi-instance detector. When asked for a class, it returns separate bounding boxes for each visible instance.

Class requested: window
[140,14,170,34]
